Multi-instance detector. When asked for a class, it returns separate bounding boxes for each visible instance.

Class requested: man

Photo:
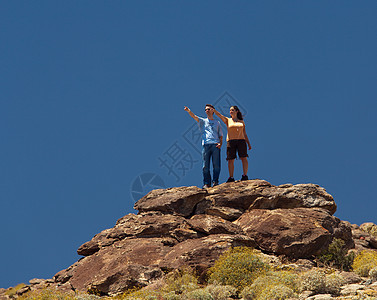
[184,104,223,188]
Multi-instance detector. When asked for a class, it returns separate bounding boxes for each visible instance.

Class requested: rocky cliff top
[3,180,377,298]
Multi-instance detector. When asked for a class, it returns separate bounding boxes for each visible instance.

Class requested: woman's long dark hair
[232,106,243,120]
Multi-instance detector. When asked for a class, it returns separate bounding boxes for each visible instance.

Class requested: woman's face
[229,107,237,117]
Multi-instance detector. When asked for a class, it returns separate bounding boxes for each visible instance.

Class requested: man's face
[205,106,213,116]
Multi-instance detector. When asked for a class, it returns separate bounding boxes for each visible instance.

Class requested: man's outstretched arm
[184,106,199,122]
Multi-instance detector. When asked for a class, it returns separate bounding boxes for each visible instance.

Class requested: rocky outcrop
[235,207,353,258]
[134,186,207,217]
[4,179,376,298]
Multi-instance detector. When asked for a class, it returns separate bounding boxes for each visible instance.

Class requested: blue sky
[1,1,376,289]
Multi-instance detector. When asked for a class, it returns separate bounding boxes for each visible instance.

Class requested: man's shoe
[241,175,249,181]
[212,181,219,187]
[226,177,235,183]
[203,184,211,189]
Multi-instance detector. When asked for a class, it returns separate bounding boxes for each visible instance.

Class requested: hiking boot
[202,184,211,189]
[212,181,219,187]
[226,177,235,183]
[241,175,249,181]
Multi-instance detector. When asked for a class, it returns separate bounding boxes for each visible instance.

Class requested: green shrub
[18,288,77,300]
[369,267,377,280]
[299,269,326,294]
[257,284,295,300]
[162,267,199,294]
[299,269,345,295]
[161,291,181,300]
[352,250,377,277]
[318,238,354,271]
[324,273,345,296]
[183,288,213,300]
[5,284,27,298]
[122,289,159,300]
[204,284,237,300]
[240,286,256,300]
[241,270,299,300]
[208,247,269,292]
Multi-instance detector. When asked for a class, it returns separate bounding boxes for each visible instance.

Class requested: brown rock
[134,186,207,217]
[235,208,353,258]
[159,234,257,270]
[170,228,203,242]
[187,214,243,235]
[352,225,377,250]
[204,180,273,211]
[202,180,337,218]
[16,286,31,296]
[360,222,377,236]
[78,212,188,256]
[253,183,337,214]
[199,206,244,221]
[67,238,170,295]
[339,271,363,284]
[38,180,345,296]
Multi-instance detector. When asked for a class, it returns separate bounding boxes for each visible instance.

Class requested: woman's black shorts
[226,139,248,160]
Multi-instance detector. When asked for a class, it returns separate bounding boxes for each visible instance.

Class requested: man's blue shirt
[198,117,223,146]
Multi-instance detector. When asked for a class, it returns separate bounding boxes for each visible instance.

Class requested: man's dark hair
[205,104,215,109]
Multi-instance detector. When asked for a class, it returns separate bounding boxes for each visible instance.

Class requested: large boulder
[55,234,257,296]
[78,212,189,256]
[187,214,243,235]
[134,186,207,217]
[134,181,337,221]
[58,238,170,296]
[159,234,257,270]
[199,181,337,219]
[234,207,353,258]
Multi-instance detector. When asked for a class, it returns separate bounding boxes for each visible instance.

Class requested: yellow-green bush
[161,291,180,300]
[208,247,269,292]
[182,288,213,300]
[5,283,27,298]
[204,284,237,300]
[120,289,159,300]
[257,284,294,300]
[18,288,79,300]
[323,273,345,296]
[299,269,344,295]
[240,270,299,300]
[352,250,377,277]
[162,267,199,294]
[369,267,377,280]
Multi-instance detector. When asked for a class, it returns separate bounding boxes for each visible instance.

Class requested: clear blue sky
[1,1,376,289]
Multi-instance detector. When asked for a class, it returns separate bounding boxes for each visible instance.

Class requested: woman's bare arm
[213,108,228,125]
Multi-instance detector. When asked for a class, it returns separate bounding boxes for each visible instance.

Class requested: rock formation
[2,179,377,298]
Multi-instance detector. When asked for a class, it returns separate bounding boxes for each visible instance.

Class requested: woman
[214,106,252,182]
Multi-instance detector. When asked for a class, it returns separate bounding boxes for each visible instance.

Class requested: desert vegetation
[12,245,377,300]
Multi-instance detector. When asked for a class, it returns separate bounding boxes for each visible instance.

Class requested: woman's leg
[228,159,235,178]
[240,157,248,176]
